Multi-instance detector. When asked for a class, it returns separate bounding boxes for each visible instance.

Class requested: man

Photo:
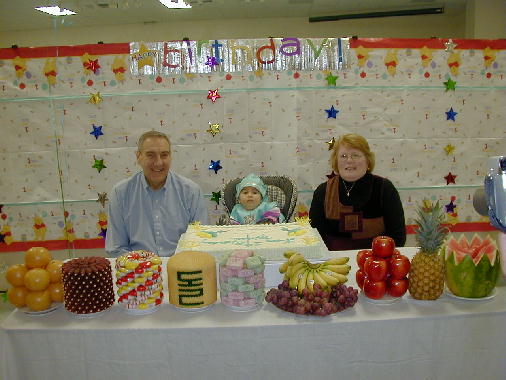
[106,130,208,257]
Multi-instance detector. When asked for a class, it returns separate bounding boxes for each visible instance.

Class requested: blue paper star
[325,105,339,119]
[445,107,458,121]
[205,56,219,67]
[445,201,456,213]
[209,160,223,174]
[90,124,104,139]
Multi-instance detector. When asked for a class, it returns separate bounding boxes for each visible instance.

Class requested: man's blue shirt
[106,171,208,257]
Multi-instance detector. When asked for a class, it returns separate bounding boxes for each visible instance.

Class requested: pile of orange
[6,247,64,311]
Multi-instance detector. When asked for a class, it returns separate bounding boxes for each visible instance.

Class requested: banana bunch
[279,251,351,293]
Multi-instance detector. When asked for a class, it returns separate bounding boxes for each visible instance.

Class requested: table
[2,248,505,380]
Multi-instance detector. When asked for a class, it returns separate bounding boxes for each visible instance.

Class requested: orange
[7,286,28,308]
[25,290,52,312]
[6,264,28,287]
[45,260,63,283]
[48,282,64,302]
[25,247,51,269]
[24,268,50,291]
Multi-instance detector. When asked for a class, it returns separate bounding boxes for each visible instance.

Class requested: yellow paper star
[444,144,455,155]
[326,137,336,151]
[89,92,103,105]
[132,43,155,70]
[254,69,264,77]
[207,122,222,137]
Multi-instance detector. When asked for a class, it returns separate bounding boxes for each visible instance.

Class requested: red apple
[372,236,395,258]
[364,258,389,281]
[389,255,411,280]
[356,269,366,289]
[363,278,387,299]
[357,249,373,270]
[387,277,409,297]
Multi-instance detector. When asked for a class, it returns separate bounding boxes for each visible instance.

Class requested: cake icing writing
[176,222,328,260]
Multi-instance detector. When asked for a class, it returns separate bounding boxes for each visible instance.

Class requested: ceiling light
[158,0,192,9]
[35,6,76,16]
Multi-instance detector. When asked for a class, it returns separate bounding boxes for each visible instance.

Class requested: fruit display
[408,201,448,300]
[6,247,64,311]
[265,281,358,316]
[444,234,501,298]
[356,236,410,300]
[278,250,351,293]
[265,251,357,316]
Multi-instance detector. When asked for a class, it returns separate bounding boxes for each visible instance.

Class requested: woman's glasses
[338,153,364,161]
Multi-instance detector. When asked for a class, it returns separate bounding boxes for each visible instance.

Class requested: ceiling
[1,0,468,33]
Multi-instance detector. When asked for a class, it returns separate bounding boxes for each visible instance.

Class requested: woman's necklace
[341,178,355,197]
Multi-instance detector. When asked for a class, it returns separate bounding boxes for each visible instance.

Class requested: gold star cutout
[254,68,264,78]
[207,122,222,137]
[132,43,155,70]
[96,192,108,208]
[89,92,103,105]
[444,39,457,53]
[326,137,336,151]
[444,144,455,155]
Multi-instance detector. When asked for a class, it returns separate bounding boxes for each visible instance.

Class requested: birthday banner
[129,38,350,75]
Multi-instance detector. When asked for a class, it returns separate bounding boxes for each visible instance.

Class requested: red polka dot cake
[115,250,163,314]
[62,256,115,315]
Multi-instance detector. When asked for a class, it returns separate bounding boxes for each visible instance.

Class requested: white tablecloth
[2,248,505,380]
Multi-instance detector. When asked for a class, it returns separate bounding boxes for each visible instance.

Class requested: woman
[309,133,406,250]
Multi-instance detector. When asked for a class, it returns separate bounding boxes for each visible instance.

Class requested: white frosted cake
[175,220,328,260]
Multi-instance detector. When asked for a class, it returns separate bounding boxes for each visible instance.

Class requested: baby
[230,173,285,225]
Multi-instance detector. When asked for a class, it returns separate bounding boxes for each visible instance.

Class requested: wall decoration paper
[0,38,504,253]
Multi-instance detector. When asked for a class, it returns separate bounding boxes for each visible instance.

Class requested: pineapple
[408,201,448,300]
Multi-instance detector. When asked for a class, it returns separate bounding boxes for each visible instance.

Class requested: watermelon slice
[445,234,501,298]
